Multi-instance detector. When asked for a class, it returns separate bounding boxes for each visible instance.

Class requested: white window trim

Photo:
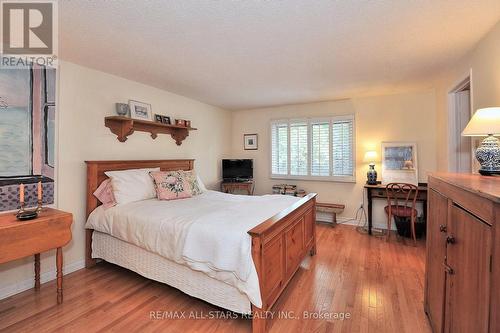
[270,115,356,183]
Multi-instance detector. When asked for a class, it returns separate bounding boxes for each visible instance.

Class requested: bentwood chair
[384,183,419,245]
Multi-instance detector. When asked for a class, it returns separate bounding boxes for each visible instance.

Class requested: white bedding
[85,190,300,307]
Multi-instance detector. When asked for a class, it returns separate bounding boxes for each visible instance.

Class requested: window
[270,115,355,182]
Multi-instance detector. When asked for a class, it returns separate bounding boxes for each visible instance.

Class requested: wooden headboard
[85,159,194,218]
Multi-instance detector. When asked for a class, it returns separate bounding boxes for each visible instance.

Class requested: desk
[221,181,254,195]
[0,208,73,303]
[364,183,428,235]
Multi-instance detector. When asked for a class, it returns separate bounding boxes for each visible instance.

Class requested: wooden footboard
[248,193,317,333]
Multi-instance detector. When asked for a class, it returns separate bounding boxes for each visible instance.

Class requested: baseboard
[316,215,390,229]
[316,215,359,226]
[0,259,85,300]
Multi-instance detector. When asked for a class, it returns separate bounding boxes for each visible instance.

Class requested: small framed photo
[154,114,163,122]
[161,116,171,125]
[129,100,152,121]
[244,134,258,150]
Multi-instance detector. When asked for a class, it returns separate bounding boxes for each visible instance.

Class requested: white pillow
[196,174,207,192]
[105,167,160,205]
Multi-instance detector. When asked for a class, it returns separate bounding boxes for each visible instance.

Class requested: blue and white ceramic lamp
[462,107,500,176]
[363,150,379,184]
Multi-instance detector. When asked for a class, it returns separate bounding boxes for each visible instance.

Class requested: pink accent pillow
[150,171,193,200]
[93,179,117,209]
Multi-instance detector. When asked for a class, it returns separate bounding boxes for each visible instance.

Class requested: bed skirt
[92,231,252,314]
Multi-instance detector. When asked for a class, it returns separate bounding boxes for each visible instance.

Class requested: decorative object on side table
[185,120,191,127]
[175,119,186,127]
[115,103,130,116]
[129,100,153,121]
[462,107,500,175]
[363,150,379,185]
[16,180,44,221]
[244,133,258,150]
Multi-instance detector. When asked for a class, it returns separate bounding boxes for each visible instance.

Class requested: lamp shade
[462,107,500,136]
[363,150,378,163]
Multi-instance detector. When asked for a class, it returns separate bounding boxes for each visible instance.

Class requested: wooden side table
[221,181,254,195]
[0,208,73,303]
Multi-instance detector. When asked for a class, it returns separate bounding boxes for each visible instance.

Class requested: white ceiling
[59,1,500,110]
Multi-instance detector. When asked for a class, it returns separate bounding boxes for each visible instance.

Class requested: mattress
[86,190,300,307]
[92,231,252,314]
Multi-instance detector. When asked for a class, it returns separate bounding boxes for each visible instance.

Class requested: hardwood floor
[0,225,431,333]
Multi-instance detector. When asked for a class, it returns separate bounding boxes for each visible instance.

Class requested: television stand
[221,180,254,195]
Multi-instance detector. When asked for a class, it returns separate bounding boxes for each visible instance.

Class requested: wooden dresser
[425,173,499,333]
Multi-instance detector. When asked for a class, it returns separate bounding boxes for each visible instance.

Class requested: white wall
[0,61,232,297]
[435,21,500,171]
[230,91,437,227]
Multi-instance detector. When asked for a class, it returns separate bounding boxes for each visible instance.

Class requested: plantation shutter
[271,121,289,175]
[331,119,354,176]
[289,121,308,175]
[311,121,330,176]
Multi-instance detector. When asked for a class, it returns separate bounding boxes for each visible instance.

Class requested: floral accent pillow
[150,171,192,200]
[182,170,203,195]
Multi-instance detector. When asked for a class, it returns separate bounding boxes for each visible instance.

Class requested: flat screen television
[222,159,253,181]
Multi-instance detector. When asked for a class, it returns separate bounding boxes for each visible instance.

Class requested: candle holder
[16,201,40,221]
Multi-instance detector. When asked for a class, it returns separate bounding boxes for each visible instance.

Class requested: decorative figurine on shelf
[363,151,379,185]
[115,103,130,116]
[16,180,43,221]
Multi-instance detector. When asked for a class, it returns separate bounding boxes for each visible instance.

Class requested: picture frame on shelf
[244,134,258,150]
[129,100,152,121]
[154,114,163,122]
[161,116,171,125]
[381,142,418,185]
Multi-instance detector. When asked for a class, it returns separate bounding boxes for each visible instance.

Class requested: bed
[85,159,317,333]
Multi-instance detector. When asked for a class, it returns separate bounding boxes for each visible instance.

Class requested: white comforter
[86,190,300,307]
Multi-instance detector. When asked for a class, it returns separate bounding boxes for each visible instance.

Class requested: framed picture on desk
[381,142,418,185]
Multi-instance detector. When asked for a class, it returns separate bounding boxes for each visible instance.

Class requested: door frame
[447,70,474,172]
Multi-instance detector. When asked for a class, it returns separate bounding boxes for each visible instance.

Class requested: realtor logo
[1,1,57,67]
[2,1,53,54]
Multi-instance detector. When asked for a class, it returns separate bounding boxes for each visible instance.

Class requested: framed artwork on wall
[381,142,418,185]
[244,134,258,150]
[129,100,152,121]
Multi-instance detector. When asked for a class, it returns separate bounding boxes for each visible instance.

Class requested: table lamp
[363,151,379,184]
[462,107,500,175]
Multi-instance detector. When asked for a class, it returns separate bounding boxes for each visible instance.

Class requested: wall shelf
[104,116,197,146]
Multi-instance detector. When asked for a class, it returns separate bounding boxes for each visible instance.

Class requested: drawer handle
[446,235,455,244]
[443,263,454,275]
[439,224,447,232]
